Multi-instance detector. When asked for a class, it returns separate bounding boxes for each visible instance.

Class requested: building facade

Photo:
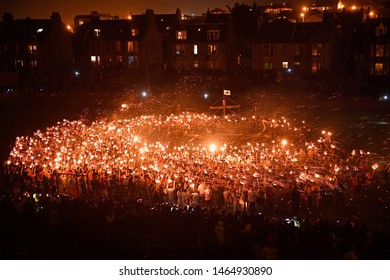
[253,19,332,78]
[167,12,238,71]
[0,12,73,93]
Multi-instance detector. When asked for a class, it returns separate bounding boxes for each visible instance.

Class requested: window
[376,23,388,37]
[294,61,301,67]
[312,62,321,73]
[30,60,38,67]
[263,45,274,56]
[128,55,138,67]
[374,63,383,75]
[28,44,37,55]
[116,55,123,63]
[175,44,185,55]
[312,44,322,56]
[264,63,273,70]
[94,28,101,37]
[294,45,300,56]
[207,30,220,40]
[282,61,289,69]
[376,45,384,57]
[176,31,187,40]
[90,55,101,65]
[15,59,24,67]
[207,44,217,54]
[127,41,138,52]
[206,61,217,69]
[194,44,198,55]
[131,28,138,36]
[115,41,121,52]
[193,61,199,68]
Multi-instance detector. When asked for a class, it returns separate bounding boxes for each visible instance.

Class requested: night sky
[0,0,266,25]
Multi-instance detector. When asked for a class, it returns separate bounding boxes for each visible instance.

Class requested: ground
[0,83,389,229]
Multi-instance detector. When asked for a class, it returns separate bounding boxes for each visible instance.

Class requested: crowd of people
[1,109,389,259]
[0,191,389,260]
[3,112,385,213]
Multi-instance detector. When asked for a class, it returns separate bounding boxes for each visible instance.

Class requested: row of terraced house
[0,2,389,94]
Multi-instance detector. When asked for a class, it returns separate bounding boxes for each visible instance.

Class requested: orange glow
[351,5,357,10]
[337,0,344,10]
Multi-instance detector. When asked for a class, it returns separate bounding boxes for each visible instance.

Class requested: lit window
[90,55,100,65]
[375,63,383,75]
[294,61,301,67]
[194,45,198,55]
[376,45,384,57]
[282,61,288,69]
[28,44,37,54]
[30,60,38,67]
[37,28,43,33]
[312,62,321,73]
[94,29,101,37]
[194,61,199,68]
[128,55,138,67]
[312,44,322,56]
[131,28,138,36]
[207,30,220,40]
[207,44,217,54]
[176,31,187,40]
[127,41,138,52]
[175,44,185,55]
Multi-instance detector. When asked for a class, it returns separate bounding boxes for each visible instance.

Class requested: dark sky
[0,0,286,25]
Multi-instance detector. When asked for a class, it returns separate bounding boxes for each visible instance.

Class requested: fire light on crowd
[4,107,386,199]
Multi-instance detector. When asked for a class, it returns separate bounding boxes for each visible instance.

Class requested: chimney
[176,8,182,20]
[51,12,61,22]
[3,12,14,23]
[145,9,156,26]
